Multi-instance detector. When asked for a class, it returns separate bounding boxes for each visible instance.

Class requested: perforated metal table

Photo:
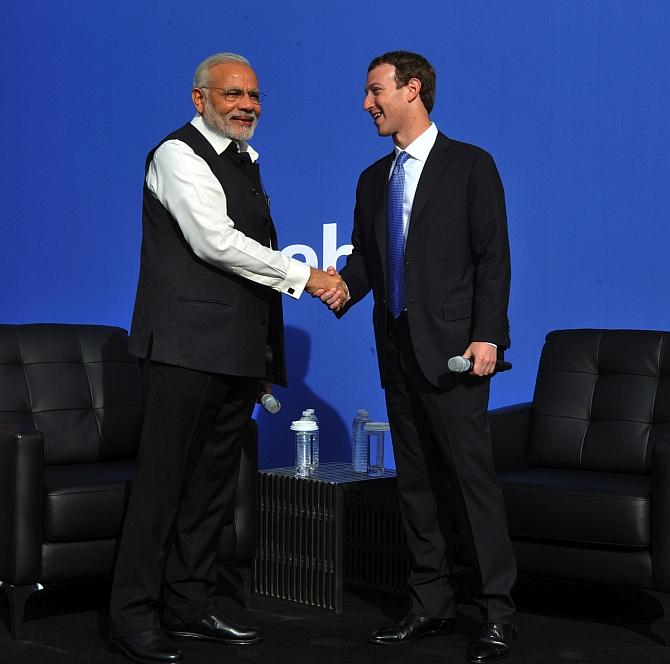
[252,463,410,612]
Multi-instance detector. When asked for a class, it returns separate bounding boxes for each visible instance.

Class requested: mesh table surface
[260,462,397,484]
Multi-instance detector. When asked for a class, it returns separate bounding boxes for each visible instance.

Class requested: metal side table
[253,462,410,612]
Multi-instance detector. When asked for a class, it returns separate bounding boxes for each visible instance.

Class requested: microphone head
[447,355,471,373]
[261,393,281,414]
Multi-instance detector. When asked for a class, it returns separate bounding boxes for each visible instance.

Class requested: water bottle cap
[363,421,390,432]
[305,408,315,414]
[357,409,369,417]
[291,420,318,431]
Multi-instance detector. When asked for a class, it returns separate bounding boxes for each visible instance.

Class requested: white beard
[201,98,258,142]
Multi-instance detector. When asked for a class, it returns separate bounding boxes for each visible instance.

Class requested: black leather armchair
[489,329,670,640]
[0,324,258,639]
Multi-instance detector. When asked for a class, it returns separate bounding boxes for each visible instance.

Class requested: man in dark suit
[107,52,345,664]
[323,51,516,663]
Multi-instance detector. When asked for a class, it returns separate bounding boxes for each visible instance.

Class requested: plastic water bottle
[292,419,319,477]
[352,409,370,473]
[300,410,319,469]
[299,409,320,473]
[364,421,389,476]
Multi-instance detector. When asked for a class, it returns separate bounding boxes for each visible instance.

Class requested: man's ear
[192,88,205,114]
[405,77,422,104]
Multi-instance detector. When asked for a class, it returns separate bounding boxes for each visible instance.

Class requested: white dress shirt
[145,115,310,299]
[389,121,439,242]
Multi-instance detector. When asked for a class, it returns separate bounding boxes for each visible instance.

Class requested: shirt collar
[191,115,259,163]
[394,122,438,162]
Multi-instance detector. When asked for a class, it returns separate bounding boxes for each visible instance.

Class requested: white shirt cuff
[278,258,311,299]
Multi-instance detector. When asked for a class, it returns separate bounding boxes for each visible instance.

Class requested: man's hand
[256,382,272,404]
[462,342,497,377]
[309,266,349,312]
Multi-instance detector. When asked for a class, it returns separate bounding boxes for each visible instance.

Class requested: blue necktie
[387,151,410,318]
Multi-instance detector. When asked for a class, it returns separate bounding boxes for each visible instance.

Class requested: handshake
[305,266,349,312]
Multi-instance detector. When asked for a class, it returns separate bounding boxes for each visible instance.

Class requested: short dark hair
[368,51,436,113]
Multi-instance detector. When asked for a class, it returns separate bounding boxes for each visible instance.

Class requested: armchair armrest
[652,438,670,591]
[0,424,44,585]
[488,402,533,472]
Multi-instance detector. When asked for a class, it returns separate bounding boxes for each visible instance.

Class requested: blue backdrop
[3,1,670,469]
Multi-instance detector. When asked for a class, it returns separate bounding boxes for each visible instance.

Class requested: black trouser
[109,361,258,637]
[384,314,516,623]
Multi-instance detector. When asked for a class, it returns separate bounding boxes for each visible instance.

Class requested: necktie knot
[394,150,410,170]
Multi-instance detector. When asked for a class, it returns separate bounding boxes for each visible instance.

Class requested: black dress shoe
[164,611,262,645]
[466,623,517,663]
[107,629,183,664]
[368,611,455,645]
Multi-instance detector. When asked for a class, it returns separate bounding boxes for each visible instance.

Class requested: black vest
[128,123,286,385]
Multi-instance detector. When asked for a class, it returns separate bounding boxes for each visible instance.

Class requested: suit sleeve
[337,176,372,318]
[467,151,511,348]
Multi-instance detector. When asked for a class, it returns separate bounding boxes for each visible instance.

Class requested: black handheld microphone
[447,355,512,374]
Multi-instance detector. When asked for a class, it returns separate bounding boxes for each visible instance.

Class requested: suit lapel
[407,133,453,244]
[374,151,395,278]
[370,134,452,295]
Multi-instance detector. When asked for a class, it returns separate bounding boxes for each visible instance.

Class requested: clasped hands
[305,266,349,312]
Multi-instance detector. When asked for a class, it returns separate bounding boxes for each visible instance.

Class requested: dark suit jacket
[339,132,511,387]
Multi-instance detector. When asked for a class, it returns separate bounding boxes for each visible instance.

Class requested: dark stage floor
[1,573,669,664]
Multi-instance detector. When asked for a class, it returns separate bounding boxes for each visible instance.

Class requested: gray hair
[193,52,251,88]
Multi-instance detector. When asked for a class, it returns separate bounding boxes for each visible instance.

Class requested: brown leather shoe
[466,622,517,663]
[368,611,455,645]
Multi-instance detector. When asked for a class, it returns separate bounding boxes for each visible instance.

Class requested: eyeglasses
[200,86,265,105]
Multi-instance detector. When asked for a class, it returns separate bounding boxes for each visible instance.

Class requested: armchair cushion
[529,329,670,474]
[43,461,135,542]
[0,324,143,466]
[500,467,651,548]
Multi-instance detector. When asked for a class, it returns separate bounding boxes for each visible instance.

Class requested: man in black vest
[108,52,345,664]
